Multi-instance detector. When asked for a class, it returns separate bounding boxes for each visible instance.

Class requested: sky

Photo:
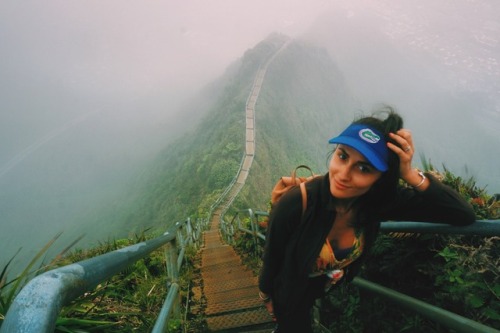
[309,0,500,194]
[1,0,328,101]
[0,0,331,169]
[1,0,499,273]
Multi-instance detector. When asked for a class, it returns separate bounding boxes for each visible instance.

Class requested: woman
[258,109,475,332]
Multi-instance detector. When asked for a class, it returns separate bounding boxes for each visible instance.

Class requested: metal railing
[0,217,209,333]
[1,42,280,333]
[220,210,500,333]
[3,211,497,332]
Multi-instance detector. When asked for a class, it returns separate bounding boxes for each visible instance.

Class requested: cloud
[0,0,330,99]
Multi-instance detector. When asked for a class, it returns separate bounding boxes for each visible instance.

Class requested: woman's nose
[337,164,351,181]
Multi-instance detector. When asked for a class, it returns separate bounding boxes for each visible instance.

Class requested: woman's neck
[334,198,357,214]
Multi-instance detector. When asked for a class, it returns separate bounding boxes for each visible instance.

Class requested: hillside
[89,33,359,233]
[235,39,356,210]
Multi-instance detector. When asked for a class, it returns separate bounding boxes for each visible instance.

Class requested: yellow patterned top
[309,231,365,278]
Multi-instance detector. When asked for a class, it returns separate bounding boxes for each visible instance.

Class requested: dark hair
[352,106,404,213]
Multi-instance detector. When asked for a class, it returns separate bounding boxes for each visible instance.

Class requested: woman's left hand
[388,129,429,190]
[388,129,414,177]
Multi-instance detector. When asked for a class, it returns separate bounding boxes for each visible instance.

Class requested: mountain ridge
[88,33,358,234]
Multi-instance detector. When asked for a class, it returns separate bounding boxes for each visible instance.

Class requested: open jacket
[258,172,475,315]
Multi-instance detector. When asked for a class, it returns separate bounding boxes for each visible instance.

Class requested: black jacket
[258,172,475,315]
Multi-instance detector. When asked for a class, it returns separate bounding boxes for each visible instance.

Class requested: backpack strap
[300,181,307,214]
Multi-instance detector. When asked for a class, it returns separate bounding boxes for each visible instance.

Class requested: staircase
[198,211,274,332]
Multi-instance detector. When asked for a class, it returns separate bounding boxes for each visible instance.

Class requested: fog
[0,0,329,274]
[1,0,499,275]
[305,0,500,193]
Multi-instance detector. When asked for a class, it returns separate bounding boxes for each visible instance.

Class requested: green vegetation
[79,34,305,237]
[76,34,359,238]
[320,167,500,332]
[0,230,199,332]
[232,39,357,212]
[231,166,499,332]
[1,233,66,321]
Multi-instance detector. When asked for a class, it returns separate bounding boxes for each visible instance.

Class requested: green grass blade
[47,234,86,268]
[0,248,22,290]
[5,232,63,311]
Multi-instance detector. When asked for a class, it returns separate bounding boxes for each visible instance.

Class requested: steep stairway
[199,212,274,332]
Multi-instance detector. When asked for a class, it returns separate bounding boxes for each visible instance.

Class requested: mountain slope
[91,34,358,233]
[234,38,356,211]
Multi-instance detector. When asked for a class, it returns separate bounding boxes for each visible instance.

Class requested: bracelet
[259,291,271,302]
[412,170,426,188]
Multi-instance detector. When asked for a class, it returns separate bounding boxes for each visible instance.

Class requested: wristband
[259,291,271,302]
[412,170,426,189]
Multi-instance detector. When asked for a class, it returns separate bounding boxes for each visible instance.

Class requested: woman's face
[329,144,383,199]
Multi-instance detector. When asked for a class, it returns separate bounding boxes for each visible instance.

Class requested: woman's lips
[334,179,350,190]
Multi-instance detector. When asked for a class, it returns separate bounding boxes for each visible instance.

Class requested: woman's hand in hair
[388,130,430,191]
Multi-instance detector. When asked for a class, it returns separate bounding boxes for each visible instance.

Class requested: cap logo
[359,129,380,144]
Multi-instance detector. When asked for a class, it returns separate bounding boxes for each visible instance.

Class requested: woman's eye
[337,152,347,160]
[358,165,373,173]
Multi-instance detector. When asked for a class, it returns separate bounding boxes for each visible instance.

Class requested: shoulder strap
[300,181,307,214]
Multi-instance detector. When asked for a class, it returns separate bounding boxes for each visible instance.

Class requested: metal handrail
[220,210,500,333]
[0,217,206,333]
[379,219,500,236]
[350,277,499,333]
[223,210,500,239]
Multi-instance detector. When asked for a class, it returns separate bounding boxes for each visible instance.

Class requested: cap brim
[329,136,388,172]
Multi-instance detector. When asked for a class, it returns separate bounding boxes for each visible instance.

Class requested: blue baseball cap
[328,124,389,172]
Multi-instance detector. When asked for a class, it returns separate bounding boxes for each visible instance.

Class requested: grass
[0,229,198,332]
[1,232,69,318]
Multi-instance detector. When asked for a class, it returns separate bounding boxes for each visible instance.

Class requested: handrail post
[220,218,227,243]
[248,209,259,257]
[186,217,194,246]
[176,228,186,272]
[230,220,235,245]
[165,239,180,319]
[193,218,201,248]
[227,217,232,244]
[151,283,180,333]
[228,214,240,245]
[224,219,230,244]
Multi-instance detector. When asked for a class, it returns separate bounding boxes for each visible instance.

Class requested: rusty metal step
[206,307,273,332]
[202,276,258,293]
[195,215,274,332]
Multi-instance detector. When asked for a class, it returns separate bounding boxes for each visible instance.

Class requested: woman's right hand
[263,299,276,322]
[259,291,276,321]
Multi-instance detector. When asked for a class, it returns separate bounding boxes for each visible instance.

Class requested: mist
[304,0,500,193]
[1,0,499,275]
[0,0,329,274]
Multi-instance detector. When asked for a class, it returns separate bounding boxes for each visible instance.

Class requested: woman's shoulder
[304,174,328,199]
[306,174,326,189]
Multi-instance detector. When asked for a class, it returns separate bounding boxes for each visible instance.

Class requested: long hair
[352,106,404,214]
